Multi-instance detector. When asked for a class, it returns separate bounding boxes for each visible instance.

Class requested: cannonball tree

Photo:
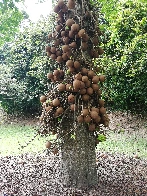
[39,0,109,188]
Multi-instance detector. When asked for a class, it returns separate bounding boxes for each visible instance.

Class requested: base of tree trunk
[59,124,97,188]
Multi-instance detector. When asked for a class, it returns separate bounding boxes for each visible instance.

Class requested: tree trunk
[59,123,97,188]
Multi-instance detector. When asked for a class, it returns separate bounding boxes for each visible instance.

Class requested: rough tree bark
[60,121,97,188]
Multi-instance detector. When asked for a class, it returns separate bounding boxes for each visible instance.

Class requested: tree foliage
[0,0,26,47]
[99,0,147,114]
[0,16,55,114]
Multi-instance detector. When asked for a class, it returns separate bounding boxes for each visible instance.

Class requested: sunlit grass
[0,123,147,158]
[0,123,55,157]
[96,130,147,158]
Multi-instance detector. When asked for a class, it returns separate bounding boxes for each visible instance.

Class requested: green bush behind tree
[0,16,55,115]
[98,0,147,114]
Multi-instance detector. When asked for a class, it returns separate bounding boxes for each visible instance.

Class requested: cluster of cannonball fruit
[39,0,109,146]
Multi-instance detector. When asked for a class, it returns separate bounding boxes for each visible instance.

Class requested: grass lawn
[96,130,147,158]
[0,123,55,157]
[0,122,147,158]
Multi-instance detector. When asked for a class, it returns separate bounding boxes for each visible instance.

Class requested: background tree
[0,0,26,47]
[0,16,55,115]
[98,0,147,114]
[39,0,109,188]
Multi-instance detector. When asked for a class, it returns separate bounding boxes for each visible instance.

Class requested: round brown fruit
[52,31,57,38]
[56,56,63,63]
[62,53,69,61]
[62,5,68,12]
[85,80,91,87]
[91,107,99,113]
[82,33,89,42]
[54,5,60,13]
[67,0,75,9]
[73,79,81,90]
[79,88,86,95]
[92,37,99,46]
[70,104,77,111]
[98,89,102,96]
[53,70,60,76]
[54,39,60,46]
[80,81,85,89]
[56,25,62,32]
[103,121,109,127]
[81,68,88,75]
[82,76,88,82]
[66,18,75,27]
[56,107,64,115]
[68,66,75,73]
[90,111,98,120]
[53,98,60,107]
[40,95,46,103]
[66,59,74,67]
[89,124,95,131]
[50,47,56,53]
[69,30,75,38]
[94,116,101,123]
[99,75,105,82]
[99,99,105,107]
[58,0,65,8]
[50,54,56,60]
[46,46,51,52]
[84,115,91,123]
[99,107,106,114]
[58,11,64,18]
[87,87,93,95]
[58,83,66,91]
[46,141,52,149]
[62,45,70,53]
[77,115,84,123]
[82,108,89,116]
[93,50,99,58]
[71,23,80,32]
[69,42,77,49]
[92,84,99,91]
[68,94,75,103]
[59,70,64,77]
[82,94,90,102]
[47,73,53,79]
[78,29,86,38]
[88,70,95,78]
[74,61,81,69]
[92,76,99,83]
[75,73,82,80]
[56,50,62,56]
[57,16,64,23]
[98,47,104,55]
[47,51,52,57]
[66,49,72,58]
[66,83,73,91]
[61,31,66,37]
[62,36,70,44]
